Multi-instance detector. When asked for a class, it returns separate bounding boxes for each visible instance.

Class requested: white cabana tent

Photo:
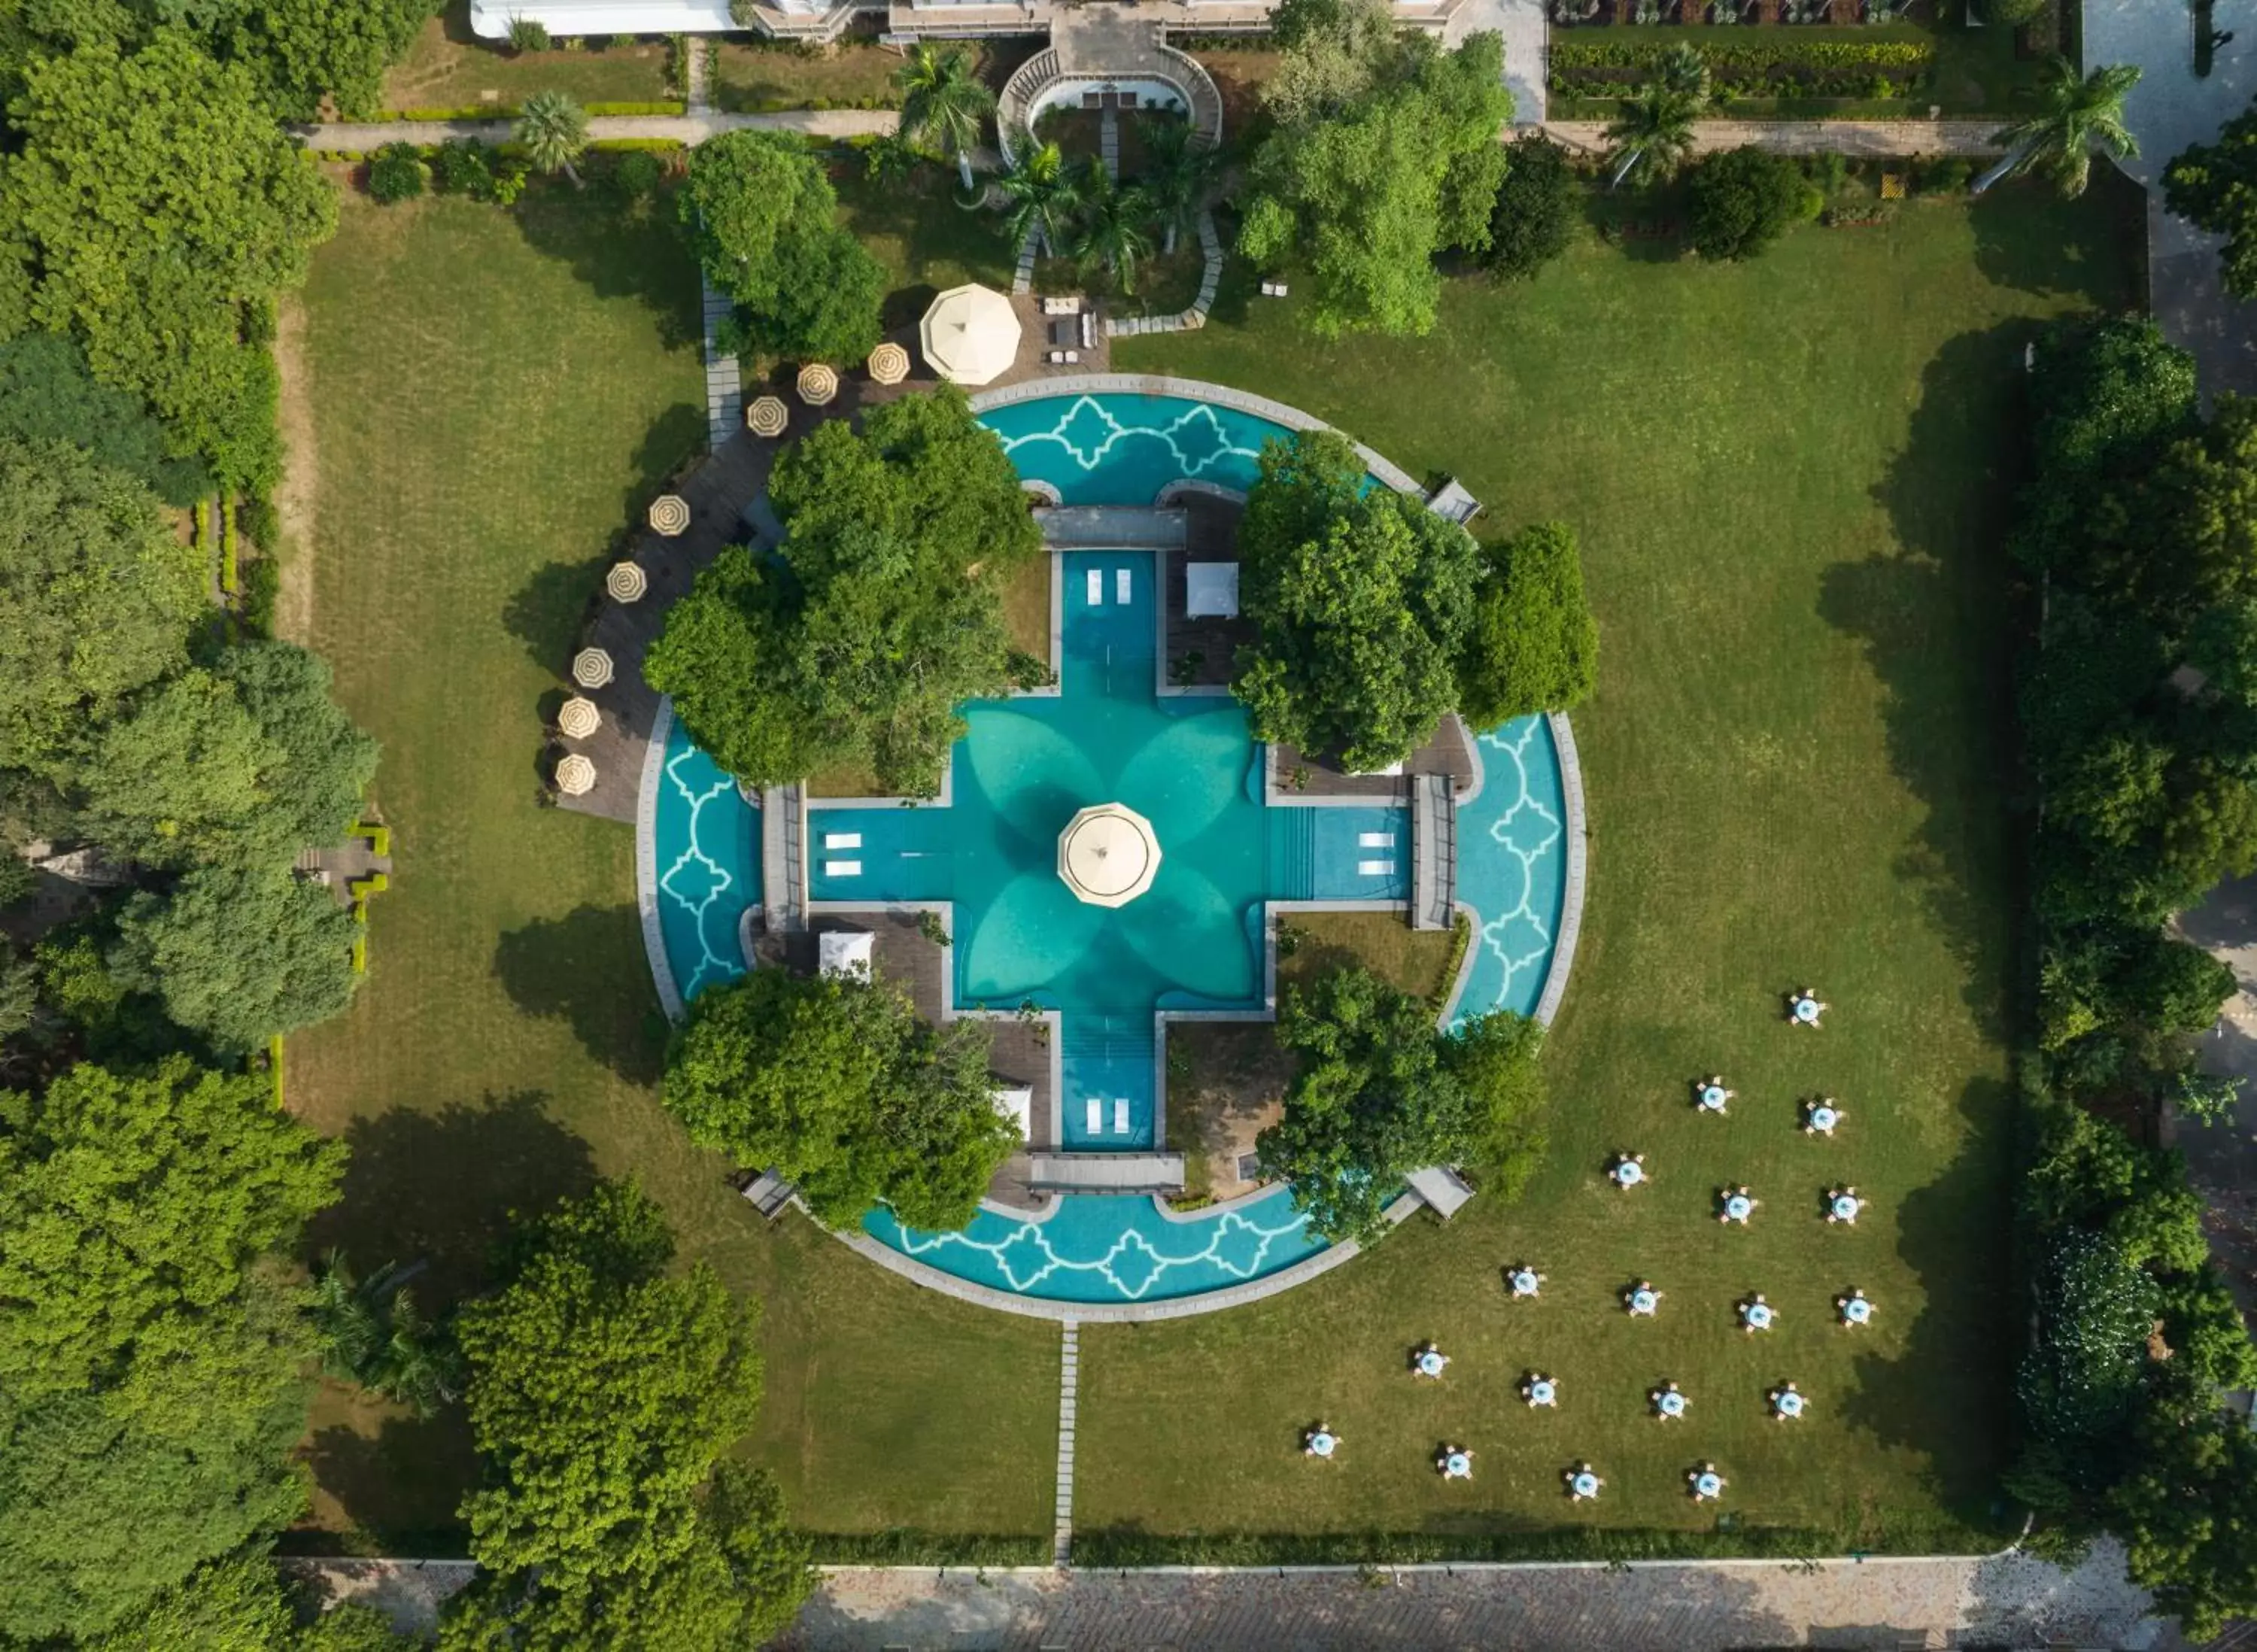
[819,930,874,979]
[992,1085,1032,1143]
[1185,561,1239,618]
[919,284,1021,387]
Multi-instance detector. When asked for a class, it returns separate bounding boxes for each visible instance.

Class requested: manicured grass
[1282,912,1460,1007]
[1068,184,2136,1550]
[281,185,1059,1553]
[380,2,672,111]
[711,38,1034,115]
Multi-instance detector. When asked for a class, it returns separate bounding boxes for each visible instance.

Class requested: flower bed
[1548,34,1936,98]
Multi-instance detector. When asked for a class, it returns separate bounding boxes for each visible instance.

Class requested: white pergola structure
[1058,802,1160,908]
[992,1085,1032,1143]
[1185,561,1240,619]
[919,284,1021,387]
[818,929,874,979]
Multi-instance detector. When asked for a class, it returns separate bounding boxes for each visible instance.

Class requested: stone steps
[1053,1319,1080,1567]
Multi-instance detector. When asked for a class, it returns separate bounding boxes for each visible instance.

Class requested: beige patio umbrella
[606,561,648,603]
[746,395,788,438]
[867,341,910,385]
[571,647,614,690]
[557,696,600,739]
[796,362,840,405]
[554,753,597,797]
[647,493,690,536]
[919,284,1021,387]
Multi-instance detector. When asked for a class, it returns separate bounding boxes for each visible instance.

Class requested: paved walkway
[1543,117,2005,156]
[1052,1320,1078,1565]
[293,109,897,150]
[2085,0,2257,397]
[286,1538,2173,1649]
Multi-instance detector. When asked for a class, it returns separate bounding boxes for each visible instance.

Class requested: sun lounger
[1116,568,1132,603]
[1114,1098,1131,1134]
[823,833,862,850]
[1357,860,1396,876]
[825,861,861,877]
[1086,1097,1104,1135]
[1086,569,1104,605]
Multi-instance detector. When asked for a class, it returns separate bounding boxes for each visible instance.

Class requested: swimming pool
[639,382,1580,1314]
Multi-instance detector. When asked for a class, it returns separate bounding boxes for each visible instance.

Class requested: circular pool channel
[639,378,1579,1316]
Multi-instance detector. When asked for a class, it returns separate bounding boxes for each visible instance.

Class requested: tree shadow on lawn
[296,1408,478,1558]
[491,904,669,1087]
[502,550,610,675]
[305,1091,600,1309]
[1824,326,2035,1045]
[1837,1073,2021,1535]
[509,184,701,354]
[1967,166,2146,300]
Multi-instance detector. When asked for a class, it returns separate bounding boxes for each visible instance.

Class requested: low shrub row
[803,1531,1052,1566]
[1554,65,1928,95]
[356,99,688,121]
[1546,35,1934,68]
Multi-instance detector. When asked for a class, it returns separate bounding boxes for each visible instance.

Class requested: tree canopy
[225,0,431,120]
[0,334,208,503]
[0,1056,341,1640]
[2167,96,2257,300]
[679,130,884,365]
[0,31,338,488]
[1457,521,1599,729]
[662,963,1015,1231]
[0,435,204,773]
[1234,430,1479,770]
[445,1182,812,1650]
[646,388,1039,793]
[1444,1009,1548,1196]
[1238,0,1512,337]
[109,861,360,1052]
[1481,133,1578,281]
[1685,145,1813,262]
[1257,965,1472,1242]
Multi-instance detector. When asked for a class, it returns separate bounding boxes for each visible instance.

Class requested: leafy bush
[432,138,494,195]
[1687,144,1816,261]
[1483,133,1578,281]
[1457,521,1599,727]
[506,14,549,50]
[609,148,666,201]
[366,142,427,204]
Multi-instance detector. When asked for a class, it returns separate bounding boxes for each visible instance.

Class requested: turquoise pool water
[641,388,1576,1310]
[652,713,761,1006]
[864,1187,1326,1304]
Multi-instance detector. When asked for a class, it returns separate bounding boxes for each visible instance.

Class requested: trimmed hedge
[806,1531,1052,1566]
[360,99,687,120]
[1548,36,1934,97]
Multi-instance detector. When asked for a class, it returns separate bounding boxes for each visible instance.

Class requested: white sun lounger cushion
[1113,1098,1131,1134]
[1086,569,1104,605]
[1116,568,1132,603]
[1357,860,1396,876]
[1086,1098,1104,1134]
[1358,832,1396,848]
[825,860,861,877]
[823,833,862,850]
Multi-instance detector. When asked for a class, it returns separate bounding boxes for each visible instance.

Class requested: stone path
[779,1541,2173,1651]
[1543,117,2006,156]
[1053,1319,1079,1566]
[2084,0,2257,397]
[682,35,711,116]
[292,109,897,151]
[699,275,741,449]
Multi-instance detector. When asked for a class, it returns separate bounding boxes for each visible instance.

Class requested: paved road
[290,1542,2173,1649]
[293,109,898,150]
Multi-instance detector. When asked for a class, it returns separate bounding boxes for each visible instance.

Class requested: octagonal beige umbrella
[919,284,1020,387]
[867,341,910,385]
[647,493,689,536]
[571,647,613,690]
[557,696,600,739]
[554,753,597,797]
[746,396,788,438]
[606,561,648,603]
[797,362,840,405]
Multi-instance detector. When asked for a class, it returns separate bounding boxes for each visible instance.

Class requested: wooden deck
[1162,493,1247,691]
[1274,715,1478,803]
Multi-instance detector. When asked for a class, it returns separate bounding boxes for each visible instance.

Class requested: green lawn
[379,2,673,112]
[1070,182,2136,1552]
[281,166,2135,1556]
[281,186,1057,1553]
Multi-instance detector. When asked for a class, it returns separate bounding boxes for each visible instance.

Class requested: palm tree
[1656,42,1711,101]
[895,44,995,194]
[1136,115,1221,256]
[1073,162,1154,296]
[516,89,590,188]
[997,140,1082,258]
[365,1289,463,1418]
[1604,85,1702,189]
[1975,58,2140,198]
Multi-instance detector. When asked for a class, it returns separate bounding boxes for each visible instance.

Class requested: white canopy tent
[818,929,874,979]
[1185,561,1239,618]
[919,284,1021,387]
[992,1085,1032,1143]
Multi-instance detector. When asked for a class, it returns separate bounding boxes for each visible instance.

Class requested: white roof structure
[992,1086,1032,1143]
[919,284,1021,387]
[818,929,874,979]
[469,0,737,38]
[1184,561,1239,619]
[1058,802,1160,908]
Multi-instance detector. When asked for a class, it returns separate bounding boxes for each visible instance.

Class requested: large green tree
[0,31,338,487]
[0,1056,342,1640]
[1258,965,1472,1242]
[444,1183,812,1651]
[0,334,208,503]
[0,436,203,773]
[1456,521,1599,729]
[662,964,1014,1231]
[226,0,431,120]
[1685,144,1814,261]
[648,388,1038,793]
[679,130,883,365]
[1235,429,1479,771]
[1481,132,1578,281]
[1238,0,1511,338]
[2167,96,2257,299]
